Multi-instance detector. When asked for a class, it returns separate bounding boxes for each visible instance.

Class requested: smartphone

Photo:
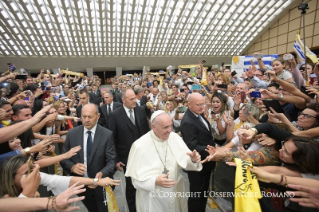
[262,99,285,113]
[250,91,261,98]
[25,90,32,96]
[254,53,263,59]
[217,84,228,89]
[15,75,27,80]
[27,156,33,174]
[33,152,39,161]
[240,91,246,102]
[192,84,201,90]
[180,88,185,92]
[283,54,293,60]
[231,71,237,77]
[211,110,216,115]
[300,85,315,98]
[7,63,16,71]
[239,135,243,147]
[179,106,186,113]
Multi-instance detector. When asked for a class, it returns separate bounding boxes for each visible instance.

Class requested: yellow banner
[62,70,84,77]
[104,186,119,212]
[234,158,262,212]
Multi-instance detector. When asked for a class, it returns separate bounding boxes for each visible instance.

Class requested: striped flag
[232,54,279,76]
[293,31,318,63]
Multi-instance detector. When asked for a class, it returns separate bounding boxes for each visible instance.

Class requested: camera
[201,60,206,64]
[298,2,308,11]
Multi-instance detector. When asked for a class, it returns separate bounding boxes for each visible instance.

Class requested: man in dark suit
[89,84,102,105]
[61,103,116,212]
[115,83,127,104]
[76,89,91,126]
[98,91,121,129]
[180,93,216,212]
[109,89,150,212]
[110,83,120,100]
[134,85,147,106]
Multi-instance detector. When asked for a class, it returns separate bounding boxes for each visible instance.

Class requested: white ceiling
[0,0,298,72]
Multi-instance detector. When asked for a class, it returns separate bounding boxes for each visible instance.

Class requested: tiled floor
[73,167,233,212]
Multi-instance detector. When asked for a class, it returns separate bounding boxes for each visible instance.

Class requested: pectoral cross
[103,200,107,206]
[162,167,169,175]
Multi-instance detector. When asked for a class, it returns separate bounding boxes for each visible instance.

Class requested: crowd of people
[0,52,319,212]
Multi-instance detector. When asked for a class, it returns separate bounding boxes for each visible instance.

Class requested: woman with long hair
[0,155,120,198]
[207,92,232,145]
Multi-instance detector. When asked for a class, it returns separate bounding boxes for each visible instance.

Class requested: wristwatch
[24,147,31,155]
[93,178,99,186]
[278,93,283,101]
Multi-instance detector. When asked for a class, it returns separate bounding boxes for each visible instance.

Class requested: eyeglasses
[281,141,289,158]
[254,74,263,77]
[298,112,316,119]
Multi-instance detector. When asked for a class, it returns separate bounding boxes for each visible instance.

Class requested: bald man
[180,93,216,212]
[61,103,116,212]
[109,89,150,212]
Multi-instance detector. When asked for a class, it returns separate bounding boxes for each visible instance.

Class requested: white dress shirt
[136,99,141,106]
[149,93,159,105]
[83,124,97,177]
[107,101,114,112]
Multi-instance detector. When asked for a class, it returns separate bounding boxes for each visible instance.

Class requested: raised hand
[257,134,276,146]
[186,150,201,163]
[64,146,81,159]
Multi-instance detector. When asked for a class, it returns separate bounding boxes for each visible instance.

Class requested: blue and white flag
[232,55,279,76]
[293,32,318,63]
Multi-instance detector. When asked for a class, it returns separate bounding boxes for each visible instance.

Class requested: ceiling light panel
[0,0,293,56]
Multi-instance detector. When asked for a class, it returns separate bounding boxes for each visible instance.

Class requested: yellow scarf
[234,158,262,212]
[1,120,10,127]
[104,186,119,212]
[234,121,244,131]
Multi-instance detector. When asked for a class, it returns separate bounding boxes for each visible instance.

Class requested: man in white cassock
[125,110,203,212]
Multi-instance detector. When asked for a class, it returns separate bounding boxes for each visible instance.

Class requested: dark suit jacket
[180,109,215,160]
[76,105,83,125]
[139,95,147,106]
[89,90,102,105]
[109,105,150,164]
[76,105,82,118]
[115,93,123,104]
[111,89,120,102]
[60,124,116,178]
[98,102,122,129]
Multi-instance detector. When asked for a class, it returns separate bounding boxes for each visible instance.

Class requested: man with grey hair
[98,91,121,129]
[61,103,116,212]
[125,110,202,212]
[134,85,147,106]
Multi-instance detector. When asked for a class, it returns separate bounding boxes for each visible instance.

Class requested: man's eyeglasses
[254,74,263,77]
[298,112,316,119]
[281,141,289,158]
